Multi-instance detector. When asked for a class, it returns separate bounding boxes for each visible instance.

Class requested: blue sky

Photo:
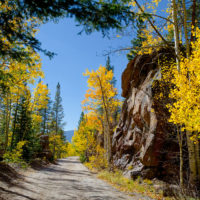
[36,18,133,131]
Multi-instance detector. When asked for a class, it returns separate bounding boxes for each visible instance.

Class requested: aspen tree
[82,66,120,165]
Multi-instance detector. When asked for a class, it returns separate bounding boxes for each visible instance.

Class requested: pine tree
[51,83,65,158]
[127,20,147,61]
[78,112,85,130]
[105,57,121,125]
[52,83,64,137]
[11,90,32,149]
[40,84,52,134]
[105,56,117,86]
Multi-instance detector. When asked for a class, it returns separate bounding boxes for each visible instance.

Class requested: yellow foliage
[66,143,78,157]
[156,28,200,141]
[86,145,108,169]
[128,0,173,55]
[0,1,40,60]
[74,65,121,169]
[3,141,27,166]
[162,28,200,139]
[32,82,50,128]
[82,65,120,125]
[49,134,68,159]
[72,114,98,156]
[138,26,163,55]
[71,112,108,169]
[98,170,164,200]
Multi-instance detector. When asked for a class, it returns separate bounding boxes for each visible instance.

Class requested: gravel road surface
[0,157,151,200]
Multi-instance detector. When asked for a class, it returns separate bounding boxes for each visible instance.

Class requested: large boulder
[38,135,53,161]
[112,49,179,181]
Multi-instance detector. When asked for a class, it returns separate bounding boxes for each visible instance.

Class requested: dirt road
[0,157,151,200]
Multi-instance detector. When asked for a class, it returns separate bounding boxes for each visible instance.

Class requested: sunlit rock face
[112,49,179,181]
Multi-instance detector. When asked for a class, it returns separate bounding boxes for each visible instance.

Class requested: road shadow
[0,187,37,200]
[42,167,92,177]
[0,163,22,186]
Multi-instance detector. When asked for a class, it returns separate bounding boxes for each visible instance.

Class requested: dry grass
[97,170,175,200]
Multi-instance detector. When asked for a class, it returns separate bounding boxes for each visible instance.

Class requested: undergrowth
[3,141,29,169]
[96,169,174,200]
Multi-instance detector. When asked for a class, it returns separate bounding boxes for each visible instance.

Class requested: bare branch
[147,13,174,24]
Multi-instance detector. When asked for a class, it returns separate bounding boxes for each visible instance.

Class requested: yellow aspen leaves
[160,28,200,140]
[32,81,50,125]
[82,65,120,120]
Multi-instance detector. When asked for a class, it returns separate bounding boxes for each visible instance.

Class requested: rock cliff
[112,49,179,182]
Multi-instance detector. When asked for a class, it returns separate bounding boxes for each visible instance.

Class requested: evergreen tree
[0,94,6,143]
[52,83,64,137]
[105,56,117,86]
[78,112,85,130]
[39,84,52,134]
[127,20,147,61]
[11,90,32,149]
[51,83,65,158]
[105,57,121,125]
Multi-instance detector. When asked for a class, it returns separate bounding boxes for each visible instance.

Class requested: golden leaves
[161,28,200,138]
[32,81,49,124]
[82,65,120,113]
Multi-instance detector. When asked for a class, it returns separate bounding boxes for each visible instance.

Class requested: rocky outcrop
[112,49,179,182]
[38,135,53,161]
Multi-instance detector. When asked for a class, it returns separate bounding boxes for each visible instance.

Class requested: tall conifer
[52,83,64,137]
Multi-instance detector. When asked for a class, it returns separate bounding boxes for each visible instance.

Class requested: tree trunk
[4,95,12,151]
[11,100,19,150]
[194,142,200,184]
[97,75,112,165]
[186,132,198,186]
[43,107,47,134]
[190,0,196,45]
[177,126,183,188]
[53,140,56,159]
[103,119,107,159]
[172,0,180,70]
[182,0,190,57]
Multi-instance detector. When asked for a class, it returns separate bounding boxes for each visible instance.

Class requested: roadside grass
[84,162,197,200]
[96,169,174,200]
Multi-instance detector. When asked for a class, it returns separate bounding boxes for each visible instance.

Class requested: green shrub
[80,154,87,163]
[3,141,28,168]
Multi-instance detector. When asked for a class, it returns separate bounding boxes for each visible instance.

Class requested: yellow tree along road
[0,157,151,200]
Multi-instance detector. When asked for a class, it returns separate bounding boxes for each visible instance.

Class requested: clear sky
[36,18,133,131]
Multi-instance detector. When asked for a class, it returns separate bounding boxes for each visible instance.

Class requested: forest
[0,0,200,199]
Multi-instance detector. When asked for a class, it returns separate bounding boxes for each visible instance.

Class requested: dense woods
[1,0,200,199]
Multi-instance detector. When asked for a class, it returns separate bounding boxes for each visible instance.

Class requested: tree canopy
[0,0,133,61]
